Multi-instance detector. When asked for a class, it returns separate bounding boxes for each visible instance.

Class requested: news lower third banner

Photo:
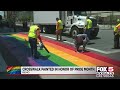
[7,66,114,77]
[21,66,96,74]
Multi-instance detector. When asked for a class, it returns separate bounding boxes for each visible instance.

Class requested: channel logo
[96,66,114,78]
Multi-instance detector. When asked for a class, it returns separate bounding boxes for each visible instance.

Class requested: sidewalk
[0,26,24,33]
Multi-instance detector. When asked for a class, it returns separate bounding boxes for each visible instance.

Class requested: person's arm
[36,28,50,53]
[115,24,120,35]
[83,34,89,42]
[116,24,120,31]
[85,20,89,29]
[56,21,59,30]
[38,35,42,43]
[114,26,117,35]
[35,28,42,43]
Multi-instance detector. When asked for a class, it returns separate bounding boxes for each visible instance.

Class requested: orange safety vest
[114,23,120,35]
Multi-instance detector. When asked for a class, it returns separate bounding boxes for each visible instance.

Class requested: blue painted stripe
[4,35,58,66]
[34,56,59,66]
[0,35,11,38]
[8,69,21,74]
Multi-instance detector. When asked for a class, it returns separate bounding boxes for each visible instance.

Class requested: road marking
[43,35,56,40]
[41,35,120,54]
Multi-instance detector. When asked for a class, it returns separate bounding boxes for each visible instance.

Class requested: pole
[13,11,16,32]
[110,11,113,29]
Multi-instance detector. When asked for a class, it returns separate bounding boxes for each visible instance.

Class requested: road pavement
[40,30,120,61]
[0,28,120,79]
[0,52,7,72]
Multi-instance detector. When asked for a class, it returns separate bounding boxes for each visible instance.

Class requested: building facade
[86,11,120,24]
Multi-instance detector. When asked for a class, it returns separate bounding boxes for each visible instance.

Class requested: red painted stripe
[42,37,75,50]
[83,52,120,67]
[18,33,75,51]
[42,36,120,67]
[18,33,120,67]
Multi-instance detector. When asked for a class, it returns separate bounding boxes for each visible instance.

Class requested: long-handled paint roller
[38,41,50,53]
[25,38,50,53]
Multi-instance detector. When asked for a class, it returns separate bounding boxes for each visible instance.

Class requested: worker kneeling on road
[113,19,120,49]
[73,34,89,52]
[28,24,42,59]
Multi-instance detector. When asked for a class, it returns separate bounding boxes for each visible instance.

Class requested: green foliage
[16,11,33,22]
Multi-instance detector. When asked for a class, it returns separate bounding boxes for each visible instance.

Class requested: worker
[28,24,42,59]
[113,19,120,49]
[73,34,89,52]
[56,18,63,41]
[84,16,92,39]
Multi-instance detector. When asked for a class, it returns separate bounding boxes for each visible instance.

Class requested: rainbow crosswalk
[3,32,120,76]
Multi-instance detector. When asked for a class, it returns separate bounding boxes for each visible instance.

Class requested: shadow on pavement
[91,37,101,40]
[111,47,120,49]
[62,33,71,38]
[38,54,51,61]
[87,42,95,45]
[76,49,90,53]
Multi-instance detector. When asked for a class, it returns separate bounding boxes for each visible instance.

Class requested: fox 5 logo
[96,67,114,72]
[96,66,114,77]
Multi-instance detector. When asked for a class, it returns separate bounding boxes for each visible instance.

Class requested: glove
[38,42,43,50]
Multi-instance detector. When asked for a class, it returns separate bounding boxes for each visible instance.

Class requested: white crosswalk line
[41,35,120,54]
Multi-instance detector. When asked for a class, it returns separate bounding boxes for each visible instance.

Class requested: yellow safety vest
[56,20,63,30]
[114,23,120,35]
[86,19,92,29]
[28,25,39,38]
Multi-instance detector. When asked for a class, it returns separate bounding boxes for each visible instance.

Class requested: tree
[16,11,33,22]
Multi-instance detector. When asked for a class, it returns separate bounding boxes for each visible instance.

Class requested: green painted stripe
[10,35,77,66]
[38,49,76,66]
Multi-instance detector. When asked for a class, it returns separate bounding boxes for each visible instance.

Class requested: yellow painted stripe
[44,44,95,66]
[11,34,120,76]
[11,34,95,66]
[12,34,28,40]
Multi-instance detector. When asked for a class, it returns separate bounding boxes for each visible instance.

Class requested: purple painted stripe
[28,57,40,66]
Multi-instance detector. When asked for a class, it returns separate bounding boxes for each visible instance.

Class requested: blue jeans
[84,28,92,39]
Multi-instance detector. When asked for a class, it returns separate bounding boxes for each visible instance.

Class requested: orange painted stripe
[44,41,111,65]
[13,33,40,42]
[12,34,28,40]
[11,34,95,66]
[11,33,120,76]
[43,40,120,75]
[44,44,95,66]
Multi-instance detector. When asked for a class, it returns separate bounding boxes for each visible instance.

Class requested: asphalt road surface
[0,29,120,79]
[41,30,120,61]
